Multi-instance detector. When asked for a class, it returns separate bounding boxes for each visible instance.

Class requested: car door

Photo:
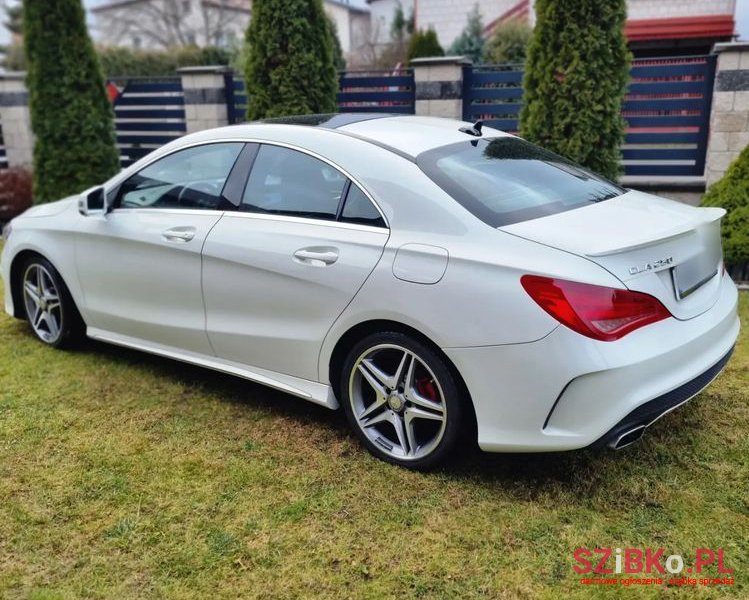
[75,142,245,354]
[202,143,389,382]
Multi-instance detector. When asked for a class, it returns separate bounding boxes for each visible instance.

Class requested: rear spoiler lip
[585,207,726,257]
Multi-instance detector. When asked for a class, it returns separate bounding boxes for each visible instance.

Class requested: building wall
[627,0,735,19]
[369,0,412,47]
[94,0,247,49]
[371,0,738,53]
[94,0,370,65]
[417,0,518,49]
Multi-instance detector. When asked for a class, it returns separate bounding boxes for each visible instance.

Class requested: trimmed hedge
[24,0,120,203]
[98,45,233,78]
[244,0,337,119]
[701,144,749,267]
[520,0,630,180]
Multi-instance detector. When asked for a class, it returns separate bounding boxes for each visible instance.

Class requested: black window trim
[113,140,247,212]
[105,138,389,229]
[220,143,258,208]
[233,141,389,229]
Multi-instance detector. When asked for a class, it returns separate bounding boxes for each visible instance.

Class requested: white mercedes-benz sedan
[1,114,740,468]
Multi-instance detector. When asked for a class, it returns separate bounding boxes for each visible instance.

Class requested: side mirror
[78,186,106,216]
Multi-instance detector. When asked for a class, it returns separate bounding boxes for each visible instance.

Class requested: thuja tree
[448,4,485,64]
[407,28,444,61]
[24,0,120,203]
[701,145,749,267]
[244,0,337,119]
[520,0,630,180]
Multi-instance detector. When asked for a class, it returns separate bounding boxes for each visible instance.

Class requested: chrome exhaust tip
[609,425,646,450]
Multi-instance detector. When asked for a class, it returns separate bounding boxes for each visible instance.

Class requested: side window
[118,142,243,210]
[340,184,386,228]
[241,145,347,220]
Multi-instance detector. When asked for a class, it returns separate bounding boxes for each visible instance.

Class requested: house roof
[326,0,369,14]
[625,15,735,41]
[482,0,530,37]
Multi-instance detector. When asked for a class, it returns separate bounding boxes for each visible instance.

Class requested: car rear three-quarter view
[1,115,740,469]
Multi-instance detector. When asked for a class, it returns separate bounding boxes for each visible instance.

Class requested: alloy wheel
[23,263,63,344]
[348,343,447,461]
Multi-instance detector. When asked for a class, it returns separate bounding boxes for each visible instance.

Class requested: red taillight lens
[520,275,671,341]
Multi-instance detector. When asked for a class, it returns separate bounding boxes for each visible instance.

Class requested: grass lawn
[0,255,746,599]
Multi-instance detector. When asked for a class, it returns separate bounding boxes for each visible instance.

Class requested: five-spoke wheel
[342,332,463,469]
[23,263,63,344]
[19,256,84,348]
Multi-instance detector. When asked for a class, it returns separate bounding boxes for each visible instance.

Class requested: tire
[340,331,464,470]
[19,255,85,348]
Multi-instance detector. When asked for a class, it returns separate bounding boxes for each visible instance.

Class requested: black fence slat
[461,55,715,177]
[111,79,187,168]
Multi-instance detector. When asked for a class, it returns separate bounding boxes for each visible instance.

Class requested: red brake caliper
[415,377,438,402]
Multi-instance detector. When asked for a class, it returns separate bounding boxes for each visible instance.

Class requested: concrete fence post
[411,56,472,120]
[705,42,749,187]
[0,72,33,168]
[177,65,233,134]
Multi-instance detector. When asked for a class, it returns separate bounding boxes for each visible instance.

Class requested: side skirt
[87,327,339,409]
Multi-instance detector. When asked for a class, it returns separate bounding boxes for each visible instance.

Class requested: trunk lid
[500,190,725,320]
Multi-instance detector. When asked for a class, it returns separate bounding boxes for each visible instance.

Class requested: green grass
[0,261,746,599]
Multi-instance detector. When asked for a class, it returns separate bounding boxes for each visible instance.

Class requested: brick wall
[706,42,749,186]
[626,0,735,20]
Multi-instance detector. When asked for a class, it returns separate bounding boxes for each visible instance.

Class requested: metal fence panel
[462,55,717,177]
[110,77,187,168]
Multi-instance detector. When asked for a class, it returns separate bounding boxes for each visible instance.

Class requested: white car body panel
[76,208,221,355]
[86,327,335,407]
[502,190,726,320]
[202,213,388,381]
[1,115,740,454]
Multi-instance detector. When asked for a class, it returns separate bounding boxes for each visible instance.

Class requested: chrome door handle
[293,247,339,266]
[162,227,196,242]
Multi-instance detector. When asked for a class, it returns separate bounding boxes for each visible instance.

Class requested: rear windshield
[417,137,625,227]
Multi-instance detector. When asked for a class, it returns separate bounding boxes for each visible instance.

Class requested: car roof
[247,114,513,159]
[337,115,511,157]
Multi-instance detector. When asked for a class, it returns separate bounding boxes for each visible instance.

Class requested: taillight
[520,275,671,341]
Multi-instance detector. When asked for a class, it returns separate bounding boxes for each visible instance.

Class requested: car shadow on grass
[44,330,709,498]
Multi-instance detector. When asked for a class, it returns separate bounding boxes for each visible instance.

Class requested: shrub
[519,0,630,180]
[407,28,444,62]
[448,4,485,63]
[2,43,26,71]
[24,0,120,203]
[484,20,532,65]
[0,167,33,221]
[244,0,337,119]
[701,145,749,267]
[97,45,234,78]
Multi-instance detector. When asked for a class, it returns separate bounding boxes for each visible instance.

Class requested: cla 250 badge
[628,257,674,275]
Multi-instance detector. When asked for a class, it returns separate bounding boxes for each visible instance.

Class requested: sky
[0,0,747,45]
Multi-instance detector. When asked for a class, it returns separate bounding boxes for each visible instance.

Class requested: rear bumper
[444,273,740,452]
[589,346,734,449]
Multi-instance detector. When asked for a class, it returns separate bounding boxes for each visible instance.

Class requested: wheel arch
[9,249,82,322]
[327,319,478,435]
[9,249,48,319]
